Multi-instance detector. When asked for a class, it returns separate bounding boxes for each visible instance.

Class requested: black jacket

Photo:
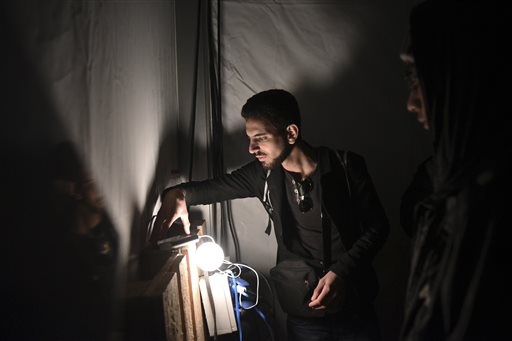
[168,146,389,304]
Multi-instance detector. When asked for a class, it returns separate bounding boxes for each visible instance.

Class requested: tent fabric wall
[2,0,431,339]
[2,1,180,337]
[3,0,180,270]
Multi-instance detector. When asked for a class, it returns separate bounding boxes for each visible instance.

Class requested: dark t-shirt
[284,168,344,264]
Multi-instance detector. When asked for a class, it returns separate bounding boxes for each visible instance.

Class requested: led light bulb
[195,241,224,271]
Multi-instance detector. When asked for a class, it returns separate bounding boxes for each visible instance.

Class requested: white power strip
[199,273,238,336]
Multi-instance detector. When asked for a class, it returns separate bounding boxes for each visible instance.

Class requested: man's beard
[260,143,294,170]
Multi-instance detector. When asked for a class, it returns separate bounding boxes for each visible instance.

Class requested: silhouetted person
[46,142,118,340]
[5,142,118,340]
[400,2,508,340]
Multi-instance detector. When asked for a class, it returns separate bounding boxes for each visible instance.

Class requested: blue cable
[230,273,275,340]
[229,277,243,341]
[237,281,275,341]
[254,307,275,341]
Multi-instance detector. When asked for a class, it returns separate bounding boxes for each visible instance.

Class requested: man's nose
[249,141,259,154]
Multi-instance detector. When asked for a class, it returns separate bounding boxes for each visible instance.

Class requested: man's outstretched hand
[151,188,191,243]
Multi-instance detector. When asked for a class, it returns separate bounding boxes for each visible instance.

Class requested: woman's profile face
[401,54,429,130]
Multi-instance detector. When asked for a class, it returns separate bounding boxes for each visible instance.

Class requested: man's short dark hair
[241,89,301,137]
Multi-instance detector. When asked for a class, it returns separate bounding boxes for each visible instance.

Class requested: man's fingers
[310,278,326,301]
[166,213,191,235]
[309,298,326,309]
[182,214,191,234]
[309,285,329,308]
[311,304,327,310]
[310,287,320,302]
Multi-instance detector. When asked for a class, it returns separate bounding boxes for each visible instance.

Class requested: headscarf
[409,1,506,193]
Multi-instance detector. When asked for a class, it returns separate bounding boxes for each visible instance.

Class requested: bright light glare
[196,242,224,271]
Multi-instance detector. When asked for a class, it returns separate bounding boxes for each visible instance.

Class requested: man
[154,89,389,340]
[400,2,508,340]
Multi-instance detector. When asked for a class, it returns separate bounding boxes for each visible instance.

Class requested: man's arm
[310,152,390,311]
[329,152,390,278]
[152,160,265,242]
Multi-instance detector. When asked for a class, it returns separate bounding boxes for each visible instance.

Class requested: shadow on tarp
[1,5,119,340]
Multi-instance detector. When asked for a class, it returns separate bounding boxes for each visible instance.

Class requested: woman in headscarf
[400,1,509,340]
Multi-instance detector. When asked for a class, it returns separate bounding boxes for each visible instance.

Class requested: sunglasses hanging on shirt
[291,177,313,213]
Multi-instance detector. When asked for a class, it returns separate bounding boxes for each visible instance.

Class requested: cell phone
[157,226,199,250]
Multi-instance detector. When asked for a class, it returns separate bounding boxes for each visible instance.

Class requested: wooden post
[125,221,206,341]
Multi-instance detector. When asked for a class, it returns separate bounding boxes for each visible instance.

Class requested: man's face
[245,118,289,170]
[403,58,429,130]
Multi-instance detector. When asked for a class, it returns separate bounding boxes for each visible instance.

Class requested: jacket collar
[317,146,335,176]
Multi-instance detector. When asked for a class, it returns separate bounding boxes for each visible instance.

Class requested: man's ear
[286,124,299,144]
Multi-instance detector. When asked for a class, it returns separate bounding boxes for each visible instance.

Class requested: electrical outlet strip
[199,273,238,336]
